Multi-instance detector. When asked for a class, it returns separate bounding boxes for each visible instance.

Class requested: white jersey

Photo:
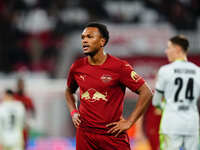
[155,60,200,135]
[0,100,25,147]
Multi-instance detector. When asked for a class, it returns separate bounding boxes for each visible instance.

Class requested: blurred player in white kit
[0,89,26,150]
[152,35,200,150]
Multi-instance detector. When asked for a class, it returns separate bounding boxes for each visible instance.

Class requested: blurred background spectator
[0,0,200,77]
[0,0,200,150]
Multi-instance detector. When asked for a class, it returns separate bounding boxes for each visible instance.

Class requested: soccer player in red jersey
[143,103,161,150]
[65,22,153,150]
[14,78,35,150]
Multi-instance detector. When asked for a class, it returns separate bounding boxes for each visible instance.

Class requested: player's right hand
[72,113,81,128]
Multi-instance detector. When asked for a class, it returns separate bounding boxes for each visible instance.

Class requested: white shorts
[160,133,199,150]
[0,140,23,150]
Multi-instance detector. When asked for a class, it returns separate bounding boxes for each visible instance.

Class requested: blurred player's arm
[152,68,166,110]
[65,87,81,128]
[152,90,164,109]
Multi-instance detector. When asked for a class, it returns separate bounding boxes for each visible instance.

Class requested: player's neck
[88,50,107,65]
[174,54,187,62]
[4,96,13,101]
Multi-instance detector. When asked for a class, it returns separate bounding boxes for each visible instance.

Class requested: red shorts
[76,127,131,150]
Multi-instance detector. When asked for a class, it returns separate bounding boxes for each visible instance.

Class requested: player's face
[165,41,176,62]
[81,27,105,56]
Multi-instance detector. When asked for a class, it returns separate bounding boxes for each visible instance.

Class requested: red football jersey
[14,94,35,113]
[67,54,145,133]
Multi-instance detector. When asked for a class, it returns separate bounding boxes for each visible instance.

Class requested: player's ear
[100,38,106,47]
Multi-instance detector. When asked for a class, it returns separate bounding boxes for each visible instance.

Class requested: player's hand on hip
[106,117,132,137]
[72,113,81,128]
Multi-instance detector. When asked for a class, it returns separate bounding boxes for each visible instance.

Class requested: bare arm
[107,82,153,136]
[65,87,77,113]
[65,87,81,127]
[127,82,153,125]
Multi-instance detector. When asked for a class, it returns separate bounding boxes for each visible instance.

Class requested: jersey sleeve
[67,64,78,93]
[152,90,165,109]
[25,97,35,113]
[119,61,145,92]
[20,103,26,126]
[155,67,166,93]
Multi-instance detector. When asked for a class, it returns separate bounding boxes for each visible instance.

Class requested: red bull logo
[81,88,108,102]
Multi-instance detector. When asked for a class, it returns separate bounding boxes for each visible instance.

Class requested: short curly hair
[85,22,109,46]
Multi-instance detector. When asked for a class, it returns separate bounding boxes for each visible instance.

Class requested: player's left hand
[106,117,132,137]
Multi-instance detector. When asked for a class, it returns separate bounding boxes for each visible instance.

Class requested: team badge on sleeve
[131,71,141,82]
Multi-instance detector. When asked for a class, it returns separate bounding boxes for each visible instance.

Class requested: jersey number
[174,77,194,102]
[6,112,16,130]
